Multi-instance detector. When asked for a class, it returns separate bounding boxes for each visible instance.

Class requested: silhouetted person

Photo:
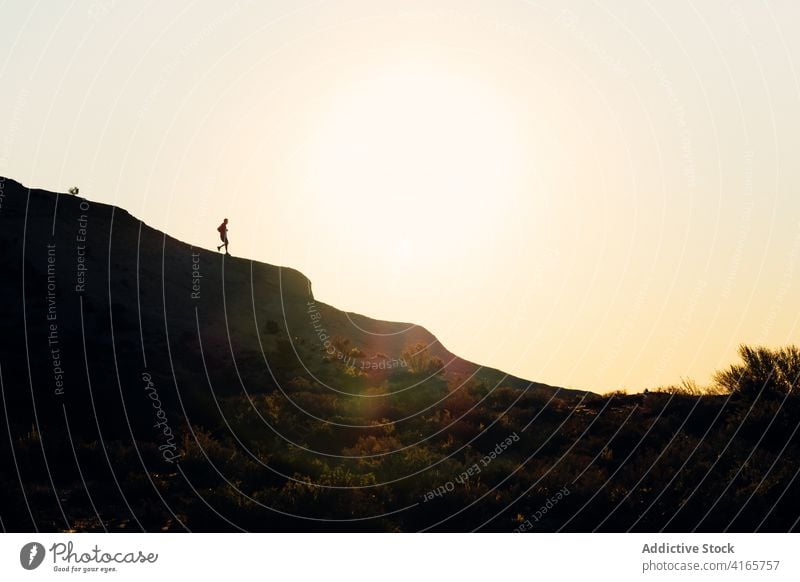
[217,218,230,255]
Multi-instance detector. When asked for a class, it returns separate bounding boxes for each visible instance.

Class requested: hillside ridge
[0,176,580,398]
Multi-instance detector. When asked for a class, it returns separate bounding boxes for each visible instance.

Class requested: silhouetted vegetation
[402,342,445,375]
[3,342,798,532]
[714,344,800,399]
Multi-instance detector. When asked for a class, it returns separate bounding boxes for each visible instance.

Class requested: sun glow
[302,59,527,286]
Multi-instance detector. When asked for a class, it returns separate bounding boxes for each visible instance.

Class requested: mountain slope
[0,176,578,418]
[5,177,795,534]
[0,176,582,530]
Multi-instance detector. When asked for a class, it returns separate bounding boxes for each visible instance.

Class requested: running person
[216,218,230,255]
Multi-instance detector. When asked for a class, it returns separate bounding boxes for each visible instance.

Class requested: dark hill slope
[5,178,794,534]
[0,177,577,435]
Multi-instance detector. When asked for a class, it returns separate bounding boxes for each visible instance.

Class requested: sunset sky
[2,0,799,393]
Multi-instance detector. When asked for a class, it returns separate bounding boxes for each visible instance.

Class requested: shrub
[402,342,444,375]
[713,344,800,398]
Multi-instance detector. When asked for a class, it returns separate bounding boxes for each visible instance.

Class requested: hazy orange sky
[2,1,799,393]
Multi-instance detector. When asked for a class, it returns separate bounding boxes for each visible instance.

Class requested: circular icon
[20,542,46,570]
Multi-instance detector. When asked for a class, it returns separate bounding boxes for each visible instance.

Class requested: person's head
[223,218,228,224]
